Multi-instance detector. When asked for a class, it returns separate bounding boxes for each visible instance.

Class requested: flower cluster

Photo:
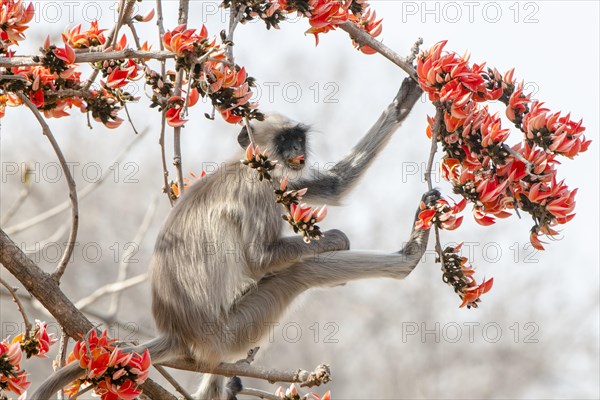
[161,24,262,125]
[1,15,155,126]
[14,320,56,359]
[62,21,107,48]
[221,0,382,54]
[417,40,591,250]
[241,143,277,182]
[415,196,466,231]
[65,330,151,400]
[277,176,327,243]
[0,339,29,398]
[0,0,34,54]
[441,243,493,308]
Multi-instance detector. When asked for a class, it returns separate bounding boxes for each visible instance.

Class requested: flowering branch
[16,92,79,284]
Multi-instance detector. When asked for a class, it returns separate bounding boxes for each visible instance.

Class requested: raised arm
[292,77,423,204]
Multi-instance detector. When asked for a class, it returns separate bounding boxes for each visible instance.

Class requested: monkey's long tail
[31,335,175,400]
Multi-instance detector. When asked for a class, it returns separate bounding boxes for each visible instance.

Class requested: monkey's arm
[246,229,350,277]
[294,77,423,205]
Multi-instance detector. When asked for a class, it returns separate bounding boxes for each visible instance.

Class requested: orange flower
[0,0,35,50]
[62,21,107,48]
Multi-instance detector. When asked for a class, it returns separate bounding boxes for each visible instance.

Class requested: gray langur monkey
[33,77,440,400]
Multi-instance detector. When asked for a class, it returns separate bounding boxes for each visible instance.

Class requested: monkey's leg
[223,190,439,354]
[247,229,350,278]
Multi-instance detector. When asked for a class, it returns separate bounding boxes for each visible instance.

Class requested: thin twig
[424,107,445,262]
[5,131,147,235]
[122,102,140,134]
[16,92,79,285]
[75,272,148,311]
[158,109,174,205]
[107,194,159,317]
[240,388,280,400]
[0,277,32,335]
[226,0,245,63]
[155,0,167,77]
[154,365,195,400]
[338,22,418,80]
[0,180,31,226]
[70,384,93,399]
[406,37,424,64]
[171,0,191,197]
[55,331,69,400]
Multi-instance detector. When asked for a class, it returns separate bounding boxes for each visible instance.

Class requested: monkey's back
[149,160,281,363]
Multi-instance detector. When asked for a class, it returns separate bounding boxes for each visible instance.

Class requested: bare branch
[107,194,159,316]
[0,277,32,335]
[171,0,191,197]
[5,130,146,236]
[338,22,417,80]
[424,107,444,261]
[240,388,280,400]
[162,359,331,388]
[16,92,79,285]
[0,49,175,68]
[0,176,32,226]
[75,273,148,311]
[154,365,195,400]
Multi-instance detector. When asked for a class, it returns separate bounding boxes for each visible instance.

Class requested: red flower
[53,42,76,64]
[415,197,466,231]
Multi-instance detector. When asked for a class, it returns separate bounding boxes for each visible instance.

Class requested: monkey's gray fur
[32,78,438,400]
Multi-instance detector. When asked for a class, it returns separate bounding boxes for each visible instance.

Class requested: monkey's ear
[237,126,250,148]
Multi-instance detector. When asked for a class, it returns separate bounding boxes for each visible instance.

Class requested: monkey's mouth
[287,155,305,169]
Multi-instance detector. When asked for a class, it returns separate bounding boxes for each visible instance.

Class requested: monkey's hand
[391,77,423,123]
[315,229,350,252]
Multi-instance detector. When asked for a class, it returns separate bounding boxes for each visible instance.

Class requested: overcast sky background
[1,1,599,398]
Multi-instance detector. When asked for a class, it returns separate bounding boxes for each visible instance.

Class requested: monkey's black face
[274,125,307,171]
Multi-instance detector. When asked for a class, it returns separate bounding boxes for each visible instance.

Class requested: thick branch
[0,229,173,399]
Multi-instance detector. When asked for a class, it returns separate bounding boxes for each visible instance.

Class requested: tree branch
[170,0,191,198]
[74,273,148,311]
[5,130,146,236]
[0,228,173,399]
[154,365,194,400]
[338,22,418,80]
[16,93,79,285]
[161,359,331,388]
[0,276,32,335]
